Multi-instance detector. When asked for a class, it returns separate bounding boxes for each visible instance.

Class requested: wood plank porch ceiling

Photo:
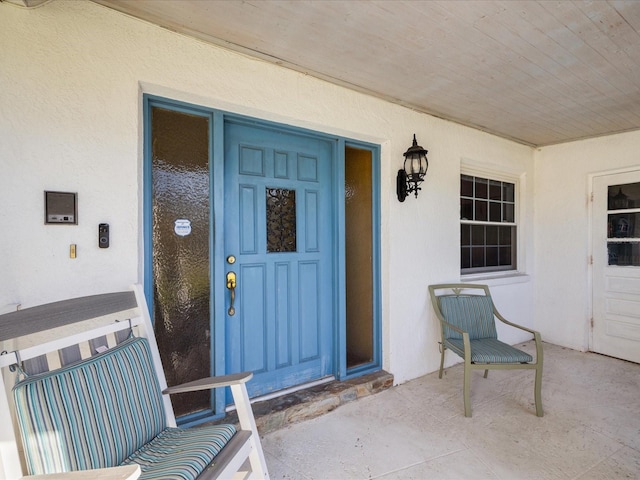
[93,0,640,147]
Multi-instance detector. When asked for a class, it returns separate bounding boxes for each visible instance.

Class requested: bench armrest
[163,372,253,395]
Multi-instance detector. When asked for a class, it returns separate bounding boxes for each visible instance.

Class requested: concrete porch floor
[259,342,640,479]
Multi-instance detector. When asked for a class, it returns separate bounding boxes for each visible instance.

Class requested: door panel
[224,122,334,398]
[592,170,640,363]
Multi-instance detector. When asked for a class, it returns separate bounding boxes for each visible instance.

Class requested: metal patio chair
[428,283,543,417]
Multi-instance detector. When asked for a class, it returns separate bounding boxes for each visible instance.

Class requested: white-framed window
[460,173,517,274]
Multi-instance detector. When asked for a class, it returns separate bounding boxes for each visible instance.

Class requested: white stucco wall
[533,131,640,351]
[1,0,537,385]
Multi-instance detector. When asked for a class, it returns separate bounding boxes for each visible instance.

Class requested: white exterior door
[592,170,640,363]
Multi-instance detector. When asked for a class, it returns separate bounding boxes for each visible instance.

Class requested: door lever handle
[226,271,237,316]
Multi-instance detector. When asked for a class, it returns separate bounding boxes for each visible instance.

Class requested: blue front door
[223,121,335,398]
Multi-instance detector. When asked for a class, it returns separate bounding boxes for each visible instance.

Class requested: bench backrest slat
[0,291,137,342]
[115,329,131,345]
[22,356,48,376]
[89,335,109,356]
[59,344,82,366]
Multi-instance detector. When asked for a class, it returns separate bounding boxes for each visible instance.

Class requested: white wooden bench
[0,285,269,480]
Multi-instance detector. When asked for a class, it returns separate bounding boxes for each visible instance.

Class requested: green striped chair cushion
[122,424,237,480]
[445,338,533,364]
[439,295,497,340]
[14,337,167,474]
[13,337,237,479]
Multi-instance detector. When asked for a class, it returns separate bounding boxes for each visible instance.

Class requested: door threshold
[225,376,335,412]
[217,370,393,434]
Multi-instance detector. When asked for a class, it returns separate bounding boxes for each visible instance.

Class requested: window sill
[460,271,530,287]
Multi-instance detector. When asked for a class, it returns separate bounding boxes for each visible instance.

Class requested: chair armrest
[163,372,253,395]
[439,319,472,355]
[494,311,543,363]
[494,311,540,336]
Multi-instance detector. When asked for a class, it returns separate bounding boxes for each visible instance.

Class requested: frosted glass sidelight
[345,147,374,369]
[151,107,211,416]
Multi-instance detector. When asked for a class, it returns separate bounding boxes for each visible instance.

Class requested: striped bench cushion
[14,337,167,475]
[439,295,497,340]
[13,336,238,478]
[445,338,533,364]
[122,424,237,480]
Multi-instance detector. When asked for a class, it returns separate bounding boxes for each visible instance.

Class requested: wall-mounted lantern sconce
[397,134,429,202]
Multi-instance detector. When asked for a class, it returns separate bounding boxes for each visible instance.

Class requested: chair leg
[534,365,543,417]
[438,344,445,379]
[230,383,270,478]
[463,363,471,417]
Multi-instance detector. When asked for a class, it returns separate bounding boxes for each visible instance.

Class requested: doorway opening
[591,170,640,364]
[145,95,381,421]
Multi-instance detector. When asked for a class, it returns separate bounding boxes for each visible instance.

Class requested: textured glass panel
[151,107,210,417]
[608,183,640,210]
[266,188,296,253]
[608,242,640,266]
[345,147,374,369]
[608,213,640,238]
